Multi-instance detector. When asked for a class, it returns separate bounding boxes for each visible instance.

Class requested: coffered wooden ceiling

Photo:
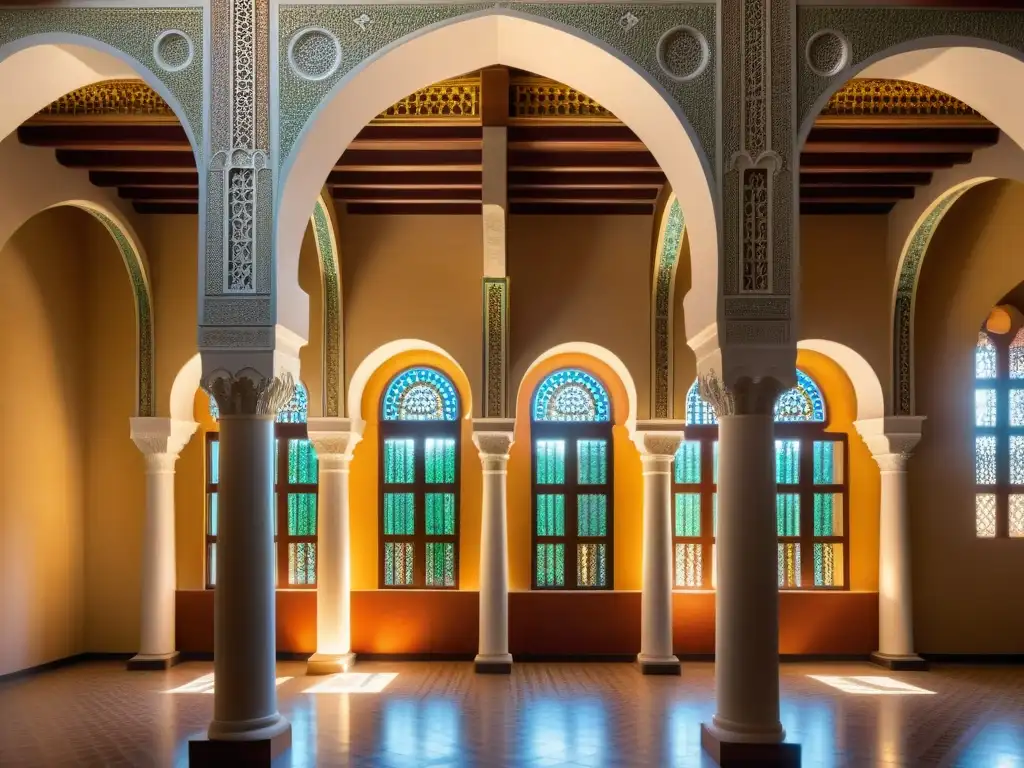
[20,72,999,216]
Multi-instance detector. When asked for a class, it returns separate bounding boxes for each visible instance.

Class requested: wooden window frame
[531,420,615,591]
[378,420,461,589]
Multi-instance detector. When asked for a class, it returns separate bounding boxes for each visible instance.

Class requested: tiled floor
[0,660,1022,767]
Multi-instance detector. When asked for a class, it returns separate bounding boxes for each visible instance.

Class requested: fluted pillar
[855,416,927,671]
[472,419,515,673]
[306,418,363,675]
[633,422,685,675]
[190,373,294,765]
[127,417,197,670]
[700,375,799,767]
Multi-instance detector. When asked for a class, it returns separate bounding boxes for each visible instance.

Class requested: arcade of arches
[4,8,1024,766]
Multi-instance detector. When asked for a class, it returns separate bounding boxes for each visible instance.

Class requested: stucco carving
[307,418,363,461]
[632,429,685,458]
[651,198,684,419]
[854,416,925,470]
[472,429,515,459]
[483,278,508,419]
[311,196,343,417]
[203,370,295,418]
[153,30,194,74]
[130,417,198,459]
[288,27,342,82]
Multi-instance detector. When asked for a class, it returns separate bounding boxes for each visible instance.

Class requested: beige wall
[911,180,1024,653]
[0,209,88,675]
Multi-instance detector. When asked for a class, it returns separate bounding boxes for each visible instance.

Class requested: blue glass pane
[209,439,219,485]
[208,393,218,422]
[976,332,997,380]
[774,370,826,423]
[532,369,611,422]
[382,367,460,421]
[775,440,800,484]
[777,494,800,536]
[674,493,701,537]
[675,441,701,484]
[685,380,718,425]
[207,492,218,536]
[277,383,309,423]
[536,440,566,484]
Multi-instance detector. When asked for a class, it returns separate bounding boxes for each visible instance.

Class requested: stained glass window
[382,367,460,421]
[533,369,611,422]
[205,381,318,589]
[674,369,846,590]
[379,367,461,588]
[532,369,614,589]
[974,329,1024,538]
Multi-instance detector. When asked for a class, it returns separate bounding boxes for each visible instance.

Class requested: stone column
[191,372,295,765]
[306,417,363,675]
[127,417,197,670]
[700,375,800,767]
[855,416,927,671]
[472,419,515,673]
[633,422,685,675]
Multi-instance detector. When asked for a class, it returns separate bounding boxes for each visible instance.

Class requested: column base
[701,723,800,767]
[870,651,928,671]
[192,716,291,767]
[127,651,180,671]
[636,653,681,676]
[474,653,513,674]
[306,652,356,676]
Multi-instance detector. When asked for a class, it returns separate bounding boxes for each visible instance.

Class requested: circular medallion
[805,30,851,78]
[288,27,342,82]
[656,26,710,83]
[153,30,194,73]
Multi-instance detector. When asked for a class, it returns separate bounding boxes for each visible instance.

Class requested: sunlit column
[472,420,515,673]
[855,416,927,670]
[700,375,799,766]
[633,422,685,675]
[127,417,197,670]
[306,417,363,675]
[200,374,294,753]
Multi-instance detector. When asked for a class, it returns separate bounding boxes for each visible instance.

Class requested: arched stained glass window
[531,368,614,590]
[205,381,318,589]
[382,367,459,421]
[685,380,718,426]
[533,368,611,423]
[974,329,1024,538]
[379,367,461,588]
[673,368,847,590]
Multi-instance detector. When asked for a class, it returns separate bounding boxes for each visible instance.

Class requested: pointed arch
[651,192,685,419]
[310,191,344,417]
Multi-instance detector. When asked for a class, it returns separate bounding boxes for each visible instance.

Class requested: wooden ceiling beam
[118,187,199,201]
[346,202,481,215]
[328,169,482,186]
[509,170,666,185]
[802,140,997,154]
[798,171,933,187]
[55,149,196,169]
[332,187,481,201]
[90,170,199,187]
[133,202,199,215]
[800,151,972,171]
[354,125,483,140]
[800,186,916,201]
[18,123,190,148]
[508,150,658,169]
[346,139,483,151]
[801,202,896,215]
[509,187,658,201]
[337,148,482,166]
[508,124,640,142]
[510,202,653,215]
[805,125,999,144]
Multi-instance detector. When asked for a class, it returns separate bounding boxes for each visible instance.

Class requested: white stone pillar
[633,422,685,675]
[128,417,197,670]
[855,416,927,671]
[199,374,293,756]
[306,418,363,675]
[700,376,799,766]
[472,419,515,673]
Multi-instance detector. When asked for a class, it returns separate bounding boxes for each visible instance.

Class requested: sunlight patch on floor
[807,675,935,695]
[164,673,293,694]
[304,672,398,694]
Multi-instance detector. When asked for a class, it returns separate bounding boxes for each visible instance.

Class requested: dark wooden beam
[803,140,997,154]
[800,186,916,201]
[509,170,666,186]
[800,152,972,171]
[798,171,932,187]
[346,202,482,215]
[510,202,653,215]
[133,201,199,215]
[118,187,199,201]
[800,202,895,215]
[508,125,641,142]
[18,123,191,149]
[55,149,196,169]
[336,149,482,167]
[805,126,999,147]
[328,169,482,186]
[354,125,482,141]
[481,66,510,127]
[332,187,481,201]
[508,150,659,169]
[90,170,199,187]
[510,187,659,201]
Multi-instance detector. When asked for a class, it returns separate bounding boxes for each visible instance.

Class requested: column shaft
[638,452,679,673]
[876,458,921,665]
[138,456,177,657]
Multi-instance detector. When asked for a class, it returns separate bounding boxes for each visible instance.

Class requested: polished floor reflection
[1,660,1022,767]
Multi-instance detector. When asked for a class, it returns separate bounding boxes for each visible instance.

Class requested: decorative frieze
[510,77,613,120]
[378,78,479,121]
[311,196,344,418]
[823,79,980,118]
[651,198,684,419]
[34,81,175,120]
[483,278,508,419]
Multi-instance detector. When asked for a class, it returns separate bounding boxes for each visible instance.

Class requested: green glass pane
[384,493,415,535]
[384,439,416,484]
[712,441,719,484]
[288,439,318,484]
[425,438,456,484]
[207,543,216,588]
[536,543,565,587]
[288,542,316,585]
[209,440,220,485]
[536,494,565,536]
[535,440,566,484]
[775,440,800,484]
[674,493,701,537]
[814,493,834,536]
[577,495,608,537]
[425,493,456,536]
[425,542,456,587]
[813,441,835,484]
[207,492,218,536]
[577,543,607,587]
[674,441,701,484]
[288,493,317,536]
[577,440,608,484]
[776,494,800,536]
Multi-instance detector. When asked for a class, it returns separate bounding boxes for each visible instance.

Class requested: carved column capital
[307,417,364,467]
[203,369,296,418]
[632,420,685,459]
[472,418,515,470]
[699,368,785,417]
[854,416,926,472]
[130,417,198,472]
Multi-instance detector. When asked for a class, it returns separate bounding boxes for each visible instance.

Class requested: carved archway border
[651,193,684,419]
[311,192,344,417]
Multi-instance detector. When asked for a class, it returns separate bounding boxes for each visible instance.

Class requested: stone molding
[854,416,926,470]
[631,420,685,458]
[306,417,364,460]
[129,417,198,461]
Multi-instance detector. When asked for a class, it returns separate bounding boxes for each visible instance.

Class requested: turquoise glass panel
[288,439,318,484]
[425,542,456,587]
[674,441,701,484]
[813,441,836,484]
[674,493,701,537]
[814,493,835,536]
[384,493,415,535]
[577,494,607,537]
[425,493,456,536]
[536,494,565,536]
[209,440,219,484]
[287,493,317,536]
[384,439,416,484]
[207,492,218,536]
[776,440,800,484]
[577,440,608,484]
[776,494,800,536]
[425,438,456,484]
[535,440,566,484]
[536,543,565,587]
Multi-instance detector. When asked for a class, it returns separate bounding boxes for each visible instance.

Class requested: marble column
[855,416,927,671]
[306,417,363,675]
[127,417,197,670]
[700,376,799,767]
[472,419,515,673]
[192,373,294,763]
[633,422,685,675]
